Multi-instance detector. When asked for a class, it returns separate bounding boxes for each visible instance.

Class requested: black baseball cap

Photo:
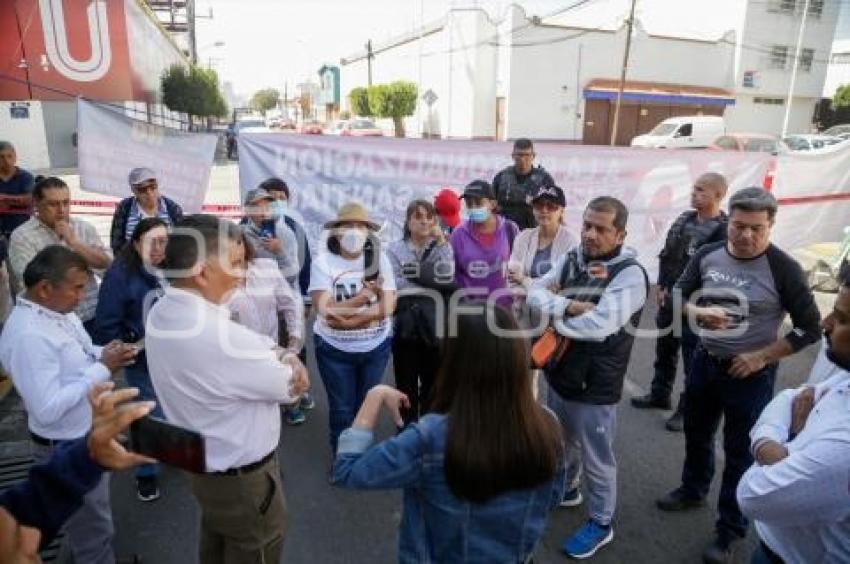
[531,184,566,207]
[460,179,495,200]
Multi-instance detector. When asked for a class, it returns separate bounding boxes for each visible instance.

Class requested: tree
[348,87,372,117]
[161,64,227,128]
[834,84,850,109]
[250,88,281,114]
[367,81,417,137]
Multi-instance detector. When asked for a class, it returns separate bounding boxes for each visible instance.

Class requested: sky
[194,0,850,102]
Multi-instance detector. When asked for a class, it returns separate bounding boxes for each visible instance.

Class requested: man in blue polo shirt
[0,141,35,239]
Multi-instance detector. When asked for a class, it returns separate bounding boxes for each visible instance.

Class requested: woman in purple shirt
[449,180,519,309]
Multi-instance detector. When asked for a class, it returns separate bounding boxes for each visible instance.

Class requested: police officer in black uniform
[492,138,554,230]
[631,172,729,431]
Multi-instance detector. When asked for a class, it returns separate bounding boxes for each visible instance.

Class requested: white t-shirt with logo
[308,251,396,353]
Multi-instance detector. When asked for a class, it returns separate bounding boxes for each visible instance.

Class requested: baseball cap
[128,167,156,187]
[460,180,495,201]
[433,188,461,228]
[243,188,275,206]
[531,184,566,207]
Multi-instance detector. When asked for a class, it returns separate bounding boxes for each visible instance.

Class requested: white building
[824,38,850,99]
[338,0,839,143]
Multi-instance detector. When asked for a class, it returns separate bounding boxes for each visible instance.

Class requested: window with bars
[800,48,814,72]
[770,45,789,69]
[754,97,785,105]
[808,0,824,17]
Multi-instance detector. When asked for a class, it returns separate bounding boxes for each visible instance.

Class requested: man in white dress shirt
[737,265,850,563]
[145,215,308,564]
[0,245,138,564]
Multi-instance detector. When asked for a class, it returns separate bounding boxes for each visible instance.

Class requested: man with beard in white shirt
[737,263,850,563]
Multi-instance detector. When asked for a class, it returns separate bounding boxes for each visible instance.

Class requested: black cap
[531,184,566,207]
[460,179,495,200]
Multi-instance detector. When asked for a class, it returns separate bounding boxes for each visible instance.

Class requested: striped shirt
[8,217,109,322]
[125,197,173,241]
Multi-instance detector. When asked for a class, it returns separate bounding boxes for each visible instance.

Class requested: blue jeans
[124,360,166,478]
[314,335,392,453]
[681,344,777,539]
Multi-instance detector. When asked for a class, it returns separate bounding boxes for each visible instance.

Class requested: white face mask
[339,229,368,254]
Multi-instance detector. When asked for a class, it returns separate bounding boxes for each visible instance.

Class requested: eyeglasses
[532,201,560,211]
[133,182,158,194]
[511,152,534,158]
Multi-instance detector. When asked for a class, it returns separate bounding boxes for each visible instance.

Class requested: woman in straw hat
[309,202,397,454]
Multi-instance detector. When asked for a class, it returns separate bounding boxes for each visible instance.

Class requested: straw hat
[323,202,379,231]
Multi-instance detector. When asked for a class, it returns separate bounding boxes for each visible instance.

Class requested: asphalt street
[105,293,827,564]
[2,163,832,563]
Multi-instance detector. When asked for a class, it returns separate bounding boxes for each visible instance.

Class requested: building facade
[338,1,839,143]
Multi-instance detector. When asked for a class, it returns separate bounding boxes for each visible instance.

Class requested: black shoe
[702,532,741,564]
[656,488,705,511]
[630,393,671,410]
[665,409,684,432]
[136,476,160,502]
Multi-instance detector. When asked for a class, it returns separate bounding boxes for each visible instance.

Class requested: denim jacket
[333,413,566,563]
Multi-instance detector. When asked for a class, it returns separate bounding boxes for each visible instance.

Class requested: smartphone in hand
[129,415,206,473]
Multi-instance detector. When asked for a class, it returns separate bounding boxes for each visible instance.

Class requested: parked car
[298,121,324,134]
[630,115,725,149]
[339,119,384,137]
[326,120,349,135]
[783,134,843,151]
[792,226,850,292]
[823,124,850,137]
[708,133,787,155]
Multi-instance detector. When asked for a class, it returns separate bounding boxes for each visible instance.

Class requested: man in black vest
[656,188,821,564]
[631,172,728,431]
[527,196,648,559]
[492,138,554,229]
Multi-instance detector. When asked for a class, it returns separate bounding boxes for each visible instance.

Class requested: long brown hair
[431,306,563,503]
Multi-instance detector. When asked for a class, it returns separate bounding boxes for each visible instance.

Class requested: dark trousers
[392,339,441,427]
[124,361,165,478]
[650,297,697,406]
[314,335,392,453]
[189,454,287,564]
[681,344,777,538]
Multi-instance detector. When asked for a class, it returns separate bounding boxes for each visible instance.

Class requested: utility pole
[781,0,811,138]
[366,40,374,86]
[609,0,637,146]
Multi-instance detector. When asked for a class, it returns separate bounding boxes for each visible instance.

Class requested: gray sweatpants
[546,387,618,526]
[32,441,115,564]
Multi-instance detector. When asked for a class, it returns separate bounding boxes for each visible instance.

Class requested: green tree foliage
[834,84,850,109]
[250,88,281,114]
[367,81,417,137]
[161,64,227,126]
[348,87,372,117]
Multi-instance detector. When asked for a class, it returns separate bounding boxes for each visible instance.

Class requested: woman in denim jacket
[333,306,566,563]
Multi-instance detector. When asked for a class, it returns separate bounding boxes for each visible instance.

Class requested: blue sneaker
[299,392,315,411]
[560,487,583,507]
[285,408,306,426]
[563,519,613,559]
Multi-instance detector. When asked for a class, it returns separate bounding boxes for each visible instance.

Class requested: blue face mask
[467,207,490,223]
[269,200,287,220]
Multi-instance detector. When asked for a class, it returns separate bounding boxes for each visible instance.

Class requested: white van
[630,115,725,149]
